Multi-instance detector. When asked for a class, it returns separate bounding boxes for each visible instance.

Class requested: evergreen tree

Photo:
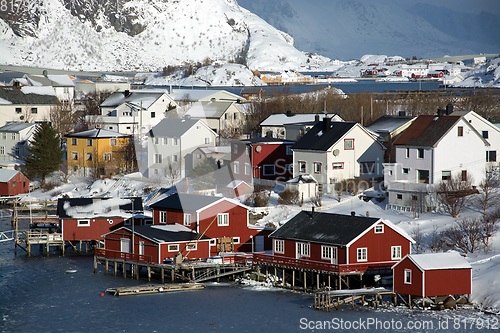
[25,122,64,184]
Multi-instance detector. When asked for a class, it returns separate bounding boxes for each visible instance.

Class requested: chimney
[446,103,453,115]
[315,114,320,122]
[311,206,315,218]
[286,110,293,117]
[437,108,445,117]
[398,111,406,117]
[124,90,131,97]
[322,117,332,132]
[265,131,273,138]
[350,211,355,217]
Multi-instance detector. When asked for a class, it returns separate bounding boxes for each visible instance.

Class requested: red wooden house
[230,137,295,184]
[57,197,144,242]
[0,169,29,196]
[392,252,472,298]
[149,193,273,255]
[101,224,212,263]
[254,211,414,275]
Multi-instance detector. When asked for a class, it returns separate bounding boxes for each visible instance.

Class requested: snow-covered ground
[15,174,500,310]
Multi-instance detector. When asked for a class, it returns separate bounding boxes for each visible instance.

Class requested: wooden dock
[314,288,395,311]
[106,283,205,296]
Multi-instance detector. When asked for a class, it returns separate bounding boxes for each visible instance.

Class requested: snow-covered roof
[21,86,57,96]
[65,128,128,138]
[185,101,237,119]
[226,179,251,189]
[0,169,19,182]
[0,122,38,133]
[149,118,216,138]
[397,252,472,271]
[169,89,241,102]
[100,90,169,109]
[28,74,75,87]
[261,113,340,127]
[286,174,317,184]
[197,146,231,155]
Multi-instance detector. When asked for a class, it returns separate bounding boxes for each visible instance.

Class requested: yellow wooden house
[65,129,131,177]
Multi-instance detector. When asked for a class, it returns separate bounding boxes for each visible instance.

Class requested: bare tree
[476,169,499,216]
[429,224,444,252]
[50,101,77,140]
[410,225,424,253]
[436,172,474,217]
[481,209,500,251]
[442,218,483,254]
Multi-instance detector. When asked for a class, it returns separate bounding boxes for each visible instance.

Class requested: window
[487,151,497,162]
[457,126,463,137]
[274,239,284,254]
[234,113,238,120]
[482,131,489,139]
[1,146,6,155]
[344,139,354,150]
[442,170,451,180]
[286,146,293,155]
[391,246,402,260]
[209,239,216,246]
[85,152,93,161]
[298,161,306,173]
[375,225,384,233]
[173,155,178,162]
[15,107,21,114]
[217,213,229,226]
[411,195,418,201]
[151,112,155,118]
[314,162,322,174]
[360,162,375,174]
[397,194,403,200]
[78,220,90,227]
[233,144,238,154]
[1,133,5,139]
[403,168,409,174]
[205,137,210,144]
[168,244,179,252]
[234,161,239,174]
[461,170,467,181]
[417,148,424,159]
[263,164,275,176]
[405,148,409,158]
[404,269,412,284]
[225,113,228,120]
[245,163,250,176]
[71,152,78,160]
[321,246,337,264]
[31,107,37,114]
[173,138,178,146]
[186,243,197,251]
[154,137,159,145]
[154,153,162,164]
[68,137,76,146]
[110,138,117,146]
[159,211,167,224]
[357,248,367,262]
[103,152,111,161]
[183,214,191,226]
[11,133,16,140]
[87,139,93,146]
[139,241,144,255]
[233,237,240,244]
[331,162,344,170]
[163,138,168,145]
[297,242,310,258]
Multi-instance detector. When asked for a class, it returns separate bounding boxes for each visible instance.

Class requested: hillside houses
[0,122,39,167]
[183,100,244,137]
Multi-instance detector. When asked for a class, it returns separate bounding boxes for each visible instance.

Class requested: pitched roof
[57,197,142,219]
[260,113,338,127]
[269,211,381,246]
[121,224,209,244]
[65,128,128,138]
[0,122,38,133]
[395,252,472,271]
[292,121,357,151]
[236,137,295,145]
[185,101,237,119]
[393,115,461,147]
[150,193,245,212]
[286,174,318,184]
[100,90,168,109]
[27,74,75,87]
[365,115,415,134]
[148,118,214,138]
[169,89,241,102]
[0,87,59,105]
[0,169,19,182]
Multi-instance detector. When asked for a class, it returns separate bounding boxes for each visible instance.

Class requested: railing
[252,254,393,274]
[25,231,63,244]
[95,248,154,264]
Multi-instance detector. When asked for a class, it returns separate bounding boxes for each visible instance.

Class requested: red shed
[392,252,472,297]
[255,211,414,274]
[150,193,273,255]
[102,224,211,263]
[0,169,29,196]
[57,197,144,242]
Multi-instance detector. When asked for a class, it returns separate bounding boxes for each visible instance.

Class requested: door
[120,238,131,253]
[254,236,264,252]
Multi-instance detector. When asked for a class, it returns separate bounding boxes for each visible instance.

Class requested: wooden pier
[106,283,205,296]
[313,288,396,311]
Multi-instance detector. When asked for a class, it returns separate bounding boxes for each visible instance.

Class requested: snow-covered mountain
[237,0,500,60]
[0,0,315,72]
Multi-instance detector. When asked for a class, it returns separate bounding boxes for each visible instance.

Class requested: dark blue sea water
[0,214,495,332]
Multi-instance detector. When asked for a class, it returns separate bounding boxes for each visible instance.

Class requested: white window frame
[405,148,409,158]
[234,161,239,174]
[186,243,197,251]
[314,162,322,174]
[139,241,144,255]
[391,246,401,260]
[297,242,310,258]
[163,137,168,145]
[183,213,191,226]
[404,269,412,284]
[217,213,229,226]
[232,237,240,244]
[274,239,284,254]
[71,151,78,160]
[298,161,306,173]
[85,152,93,161]
[103,152,112,161]
[77,219,90,227]
[110,138,117,146]
[204,137,210,144]
[71,138,77,145]
[357,248,367,262]
[417,148,424,159]
[262,164,275,176]
[159,211,167,224]
[173,138,178,146]
[154,153,162,164]
[209,239,216,246]
[245,162,251,176]
[344,138,354,150]
[375,225,384,234]
[168,244,179,252]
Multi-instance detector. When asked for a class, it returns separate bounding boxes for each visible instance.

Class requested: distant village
[0,60,499,310]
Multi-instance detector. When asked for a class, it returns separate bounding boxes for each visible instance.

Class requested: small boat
[65,269,77,274]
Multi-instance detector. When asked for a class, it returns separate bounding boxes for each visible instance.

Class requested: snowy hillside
[0,0,318,72]
[237,0,500,61]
